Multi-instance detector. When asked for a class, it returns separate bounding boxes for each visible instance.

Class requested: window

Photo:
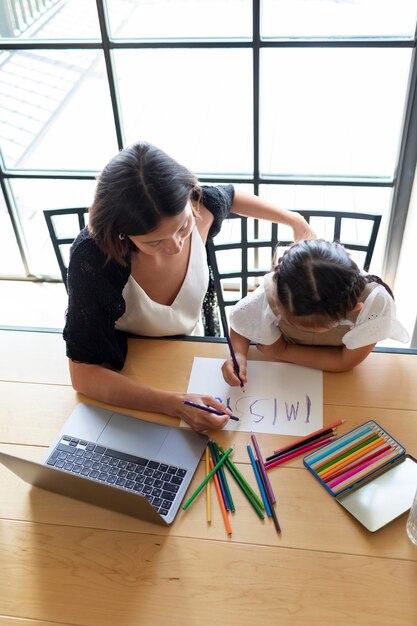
[1,0,417,341]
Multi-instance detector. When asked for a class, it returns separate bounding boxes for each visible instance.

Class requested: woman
[64,141,315,432]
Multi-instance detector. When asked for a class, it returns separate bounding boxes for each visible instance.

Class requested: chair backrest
[206,210,381,331]
[44,207,88,290]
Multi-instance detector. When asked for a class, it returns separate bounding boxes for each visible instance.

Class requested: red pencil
[265,435,336,470]
[270,419,345,457]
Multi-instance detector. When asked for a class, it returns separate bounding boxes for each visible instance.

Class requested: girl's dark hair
[273,239,393,322]
[89,141,200,264]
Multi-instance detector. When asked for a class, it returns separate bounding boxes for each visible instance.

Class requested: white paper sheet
[182,357,323,435]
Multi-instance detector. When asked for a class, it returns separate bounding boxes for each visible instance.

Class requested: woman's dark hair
[273,239,393,323]
[89,141,200,264]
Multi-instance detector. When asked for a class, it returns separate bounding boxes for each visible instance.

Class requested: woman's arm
[69,361,232,433]
[256,337,376,372]
[231,190,316,241]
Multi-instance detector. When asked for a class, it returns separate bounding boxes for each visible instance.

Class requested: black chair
[44,207,88,290]
[206,210,382,331]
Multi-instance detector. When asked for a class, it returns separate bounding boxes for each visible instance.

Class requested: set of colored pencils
[264,420,344,470]
[304,421,404,495]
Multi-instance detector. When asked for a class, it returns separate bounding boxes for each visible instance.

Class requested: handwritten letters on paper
[185,357,323,436]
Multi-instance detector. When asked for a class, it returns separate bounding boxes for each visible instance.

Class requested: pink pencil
[265,435,335,470]
[328,448,398,490]
[323,444,391,483]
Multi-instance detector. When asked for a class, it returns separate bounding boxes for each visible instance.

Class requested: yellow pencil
[205,446,212,523]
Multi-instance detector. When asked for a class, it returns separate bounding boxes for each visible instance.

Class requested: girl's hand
[221,353,248,386]
[175,393,231,433]
[257,336,287,360]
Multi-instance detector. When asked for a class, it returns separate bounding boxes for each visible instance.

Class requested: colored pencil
[205,446,211,523]
[312,432,380,470]
[269,419,345,458]
[221,313,245,390]
[266,429,336,463]
[256,459,281,533]
[219,445,264,511]
[247,444,272,516]
[183,400,239,421]
[323,444,391,484]
[319,439,389,480]
[307,425,373,466]
[182,447,233,510]
[265,434,336,470]
[251,433,276,504]
[209,458,232,535]
[209,441,235,512]
[316,435,382,475]
[328,448,401,493]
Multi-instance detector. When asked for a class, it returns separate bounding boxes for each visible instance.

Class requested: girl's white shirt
[115,225,209,337]
[229,281,410,349]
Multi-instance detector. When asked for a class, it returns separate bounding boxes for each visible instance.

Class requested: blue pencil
[183,400,239,421]
[247,444,272,517]
[307,425,373,465]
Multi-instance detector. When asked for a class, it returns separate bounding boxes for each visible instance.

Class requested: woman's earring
[119,233,125,241]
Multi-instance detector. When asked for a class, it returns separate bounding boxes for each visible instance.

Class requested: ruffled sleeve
[196,184,234,239]
[342,284,410,350]
[63,230,131,370]
[229,284,282,344]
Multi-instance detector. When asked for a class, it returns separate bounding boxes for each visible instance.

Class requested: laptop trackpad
[96,412,169,459]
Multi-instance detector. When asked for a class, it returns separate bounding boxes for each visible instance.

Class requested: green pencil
[218,447,265,520]
[219,445,264,510]
[212,440,235,512]
[182,447,233,510]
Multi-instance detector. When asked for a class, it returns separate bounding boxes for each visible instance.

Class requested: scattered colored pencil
[247,444,272,516]
[269,419,345,458]
[209,441,235,512]
[183,400,239,421]
[265,434,336,470]
[251,433,276,504]
[209,458,232,535]
[182,447,233,510]
[256,459,281,534]
[205,446,211,523]
[218,446,265,519]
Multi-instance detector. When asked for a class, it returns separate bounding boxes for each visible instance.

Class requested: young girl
[64,141,315,432]
[222,238,409,383]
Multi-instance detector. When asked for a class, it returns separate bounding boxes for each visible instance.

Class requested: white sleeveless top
[115,225,209,337]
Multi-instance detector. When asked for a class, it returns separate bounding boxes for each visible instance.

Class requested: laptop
[0,403,208,525]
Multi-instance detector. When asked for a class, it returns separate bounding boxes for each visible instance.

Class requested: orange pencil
[318,438,385,479]
[209,458,232,535]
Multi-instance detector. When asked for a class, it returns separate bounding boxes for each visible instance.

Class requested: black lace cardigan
[63,184,234,370]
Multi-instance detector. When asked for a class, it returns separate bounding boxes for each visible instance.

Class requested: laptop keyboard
[45,435,188,517]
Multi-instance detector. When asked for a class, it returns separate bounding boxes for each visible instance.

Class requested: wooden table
[0,329,416,626]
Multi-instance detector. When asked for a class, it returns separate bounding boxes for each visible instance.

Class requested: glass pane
[0,192,25,276]
[259,184,393,275]
[10,178,96,277]
[260,48,412,178]
[261,0,417,39]
[0,49,119,169]
[106,0,252,39]
[115,49,253,175]
[0,0,101,39]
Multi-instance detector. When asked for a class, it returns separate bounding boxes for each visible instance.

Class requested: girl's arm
[69,361,232,432]
[257,338,376,372]
[231,190,316,241]
[221,329,251,385]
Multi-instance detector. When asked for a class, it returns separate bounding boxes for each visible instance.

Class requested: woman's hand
[221,352,248,386]
[174,393,232,433]
[257,336,288,360]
